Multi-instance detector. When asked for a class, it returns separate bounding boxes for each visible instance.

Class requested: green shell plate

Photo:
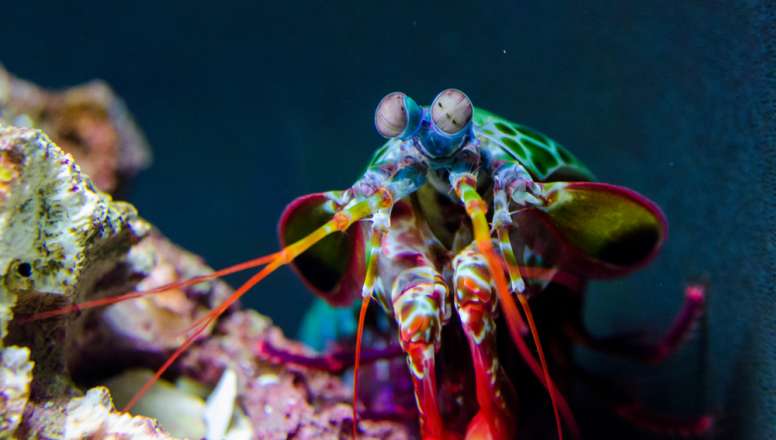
[473,108,594,182]
[367,107,594,183]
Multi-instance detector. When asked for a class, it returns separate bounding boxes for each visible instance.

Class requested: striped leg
[376,201,454,439]
[392,266,451,440]
[452,172,571,440]
[453,244,515,440]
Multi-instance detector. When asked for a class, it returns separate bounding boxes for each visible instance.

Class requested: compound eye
[375,92,411,138]
[431,88,473,135]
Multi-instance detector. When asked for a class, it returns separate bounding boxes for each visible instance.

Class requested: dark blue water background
[2,2,773,438]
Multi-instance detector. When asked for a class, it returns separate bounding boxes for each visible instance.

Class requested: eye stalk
[374,89,475,159]
[416,89,474,158]
[431,88,473,135]
[374,92,422,139]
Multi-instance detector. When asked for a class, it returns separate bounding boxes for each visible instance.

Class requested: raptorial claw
[451,171,575,440]
[453,244,515,440]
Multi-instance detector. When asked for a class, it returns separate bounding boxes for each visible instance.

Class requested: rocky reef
[0,71,407,439]
[0,66,151,194]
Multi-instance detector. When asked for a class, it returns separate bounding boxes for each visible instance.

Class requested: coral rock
[0,66,151,193]
[0,346,33,434]
[64,387,172,439]
[0,124,149,342]
[181,310,410,440]
[67,229,234,383]
[0,83,408,439]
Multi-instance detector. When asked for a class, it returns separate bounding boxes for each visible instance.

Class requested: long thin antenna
[121,191,388,413]
[352,296,371,439]
[456,176,575,440]
[517,293,562,440]
[20,253,278,323]
[123,261,282,411]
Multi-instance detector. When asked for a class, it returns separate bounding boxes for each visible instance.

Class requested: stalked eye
[431,88,473,135]
[374,92,421,139]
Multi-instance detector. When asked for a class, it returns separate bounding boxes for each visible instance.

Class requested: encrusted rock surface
[0,123,165,438]
[70,229,233,377]
[0,66,151,194]
[0,123,148,342]
[181,310,409,439]
[0,78,407,438]
[0,346,33,434]
[64,387,172,439]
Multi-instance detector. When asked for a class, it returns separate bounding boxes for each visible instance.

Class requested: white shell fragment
[204,368,251,440]
[205,368,237,440]
[223,408,254,440]
[103,369,207,439]
[64,387,172,439]
[431,88,473,134]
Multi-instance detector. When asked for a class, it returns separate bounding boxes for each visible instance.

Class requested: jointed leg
[492,183,527,295]
[452,171,576,440]
[614,402,714,436]
[256,339,403,374]
[370,200,454,439]
[392,266,451,439]
[568,285,706,364]
[121,189,395,411]
[452,243,515,440]
[574,365,714,436]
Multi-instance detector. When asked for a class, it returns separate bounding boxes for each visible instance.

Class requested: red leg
[256,339,403,374]
[391,266,456,440]
[368,200,460,439]
[569,285,706,364]
[452,244,515,440]
[614,402,714,437]
[574,358,714,437]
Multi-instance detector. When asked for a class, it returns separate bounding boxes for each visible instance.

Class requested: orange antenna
[351,227,384,439]
[124,260,281,411]
[120,191,388,413]
[517,293,562,440]
[20,253,278,323]
[455,176,575,440]
[352,296,371,439]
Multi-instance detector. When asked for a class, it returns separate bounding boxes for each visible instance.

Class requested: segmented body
[28,90,711,440]
[369,108,592,183]
[473,109,593,182]
[281,94,601,439]
[282,95,710,439]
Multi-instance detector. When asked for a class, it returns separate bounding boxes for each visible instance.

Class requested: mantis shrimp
[28,89,711,439]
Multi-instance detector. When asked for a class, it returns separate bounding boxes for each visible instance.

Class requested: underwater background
[1,2,773,439]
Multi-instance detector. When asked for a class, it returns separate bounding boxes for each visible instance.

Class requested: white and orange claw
[453,244,515,440]
[392,266,449,438]
[452,171,576,440]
